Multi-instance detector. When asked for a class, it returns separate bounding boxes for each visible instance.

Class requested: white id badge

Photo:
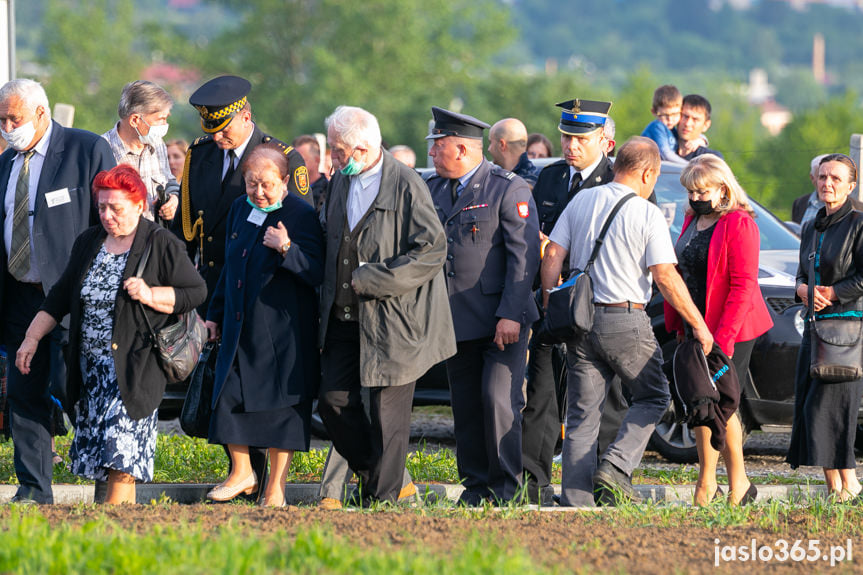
[246,209,267,226]
[45,188,72,207]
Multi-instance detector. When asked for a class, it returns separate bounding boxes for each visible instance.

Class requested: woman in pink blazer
[664,154,773,506]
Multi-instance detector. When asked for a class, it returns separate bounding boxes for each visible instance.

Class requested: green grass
[0,507,554,575]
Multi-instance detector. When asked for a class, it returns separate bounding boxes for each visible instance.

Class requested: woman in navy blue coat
[204,144,324,507]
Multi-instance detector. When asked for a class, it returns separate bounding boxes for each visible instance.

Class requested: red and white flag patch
[517,201,530,218]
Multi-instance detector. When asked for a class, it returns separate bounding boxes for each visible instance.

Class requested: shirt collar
[570,154,603,182]
[808,190,823,208]
[457,160,482,189]
[356,150,383,188]
[29,121,53,159]
[227,127,255,165]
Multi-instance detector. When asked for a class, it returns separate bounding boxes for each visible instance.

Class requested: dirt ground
[31,505,861,574]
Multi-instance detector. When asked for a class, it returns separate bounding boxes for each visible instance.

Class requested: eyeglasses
[244,179,281,192]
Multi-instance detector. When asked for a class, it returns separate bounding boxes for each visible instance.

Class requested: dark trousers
[319,319,415,502]
[448,326,528,503]
[3,278,65,503]
[521,332,629,503]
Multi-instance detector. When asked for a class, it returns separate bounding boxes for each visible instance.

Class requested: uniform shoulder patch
[517,201,530,218]
[294,165,310,195]
[191,135,212,147]
[262,135,295,155]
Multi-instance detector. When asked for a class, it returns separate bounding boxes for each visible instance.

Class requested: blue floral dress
[68,245,158,482]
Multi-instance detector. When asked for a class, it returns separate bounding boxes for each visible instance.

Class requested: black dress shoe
[457,490,486,507]
[9,495,37,505]
[551,493,562,506]
[592,460,642,505]
[738,483,757,505]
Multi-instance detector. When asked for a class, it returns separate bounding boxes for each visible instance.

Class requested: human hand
[263,221,290,252]
[796,283,808,307]
[159,195,179,220]
[15,336,39,375]
[493,318,521,351]
[204,320,221,342]
[812,285,834,312]
[692,323,714,357]
[124,277,153,306]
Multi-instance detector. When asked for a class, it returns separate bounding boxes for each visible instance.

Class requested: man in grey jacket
[318,105,456,504]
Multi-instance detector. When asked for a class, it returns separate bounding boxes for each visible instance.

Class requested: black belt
[595,301,644,310]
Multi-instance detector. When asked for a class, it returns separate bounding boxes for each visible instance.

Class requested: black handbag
[807,233,863,383]
[544,193,636,339]
[136,229,208,383]
[180,341,218,438]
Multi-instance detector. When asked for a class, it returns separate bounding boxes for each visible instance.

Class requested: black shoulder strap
[807,230,817,319]
[135,228,159,345]
[584,192,637,274]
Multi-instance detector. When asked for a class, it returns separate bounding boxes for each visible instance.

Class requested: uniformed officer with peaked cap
[427,106,540,505]
[175,74,311,502]
[522,98,628,504]
[176,75,312,316]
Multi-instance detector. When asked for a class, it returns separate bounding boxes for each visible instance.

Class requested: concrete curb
[0,482,834,506]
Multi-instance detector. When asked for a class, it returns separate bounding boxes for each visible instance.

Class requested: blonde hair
[680,154,754,217]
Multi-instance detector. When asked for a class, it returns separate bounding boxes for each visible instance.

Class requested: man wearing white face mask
[102,81,179,223]
[0,78,114,503]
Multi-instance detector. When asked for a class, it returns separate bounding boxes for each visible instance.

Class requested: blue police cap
[556,99,612,136]
[426,106,490,140]
[189,75,252,134]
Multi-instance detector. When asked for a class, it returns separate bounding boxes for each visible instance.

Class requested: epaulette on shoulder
[261,135,294,156]
[190,135,212,147]
[490,164,516,181]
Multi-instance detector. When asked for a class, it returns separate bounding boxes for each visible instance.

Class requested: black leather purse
[180,341,218,438]
[135,230,208,383]
[807,232,863,383]
[543,193,636,339]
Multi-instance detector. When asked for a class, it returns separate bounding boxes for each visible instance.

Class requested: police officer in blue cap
[176,74,311,503]
[427,106,540,505]
[177,75,312,315]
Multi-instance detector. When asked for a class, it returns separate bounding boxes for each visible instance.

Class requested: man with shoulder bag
[541,137,713,507]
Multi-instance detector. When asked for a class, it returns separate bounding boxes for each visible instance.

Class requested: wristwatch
[279,239,291,256]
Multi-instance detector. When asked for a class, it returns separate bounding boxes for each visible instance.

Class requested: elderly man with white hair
[0,78,114,503]
[317,105,456,504]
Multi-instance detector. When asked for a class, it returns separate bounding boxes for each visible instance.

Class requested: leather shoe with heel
[207,473,258,502]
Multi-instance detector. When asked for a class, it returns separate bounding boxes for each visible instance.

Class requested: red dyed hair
[92,165,148,205]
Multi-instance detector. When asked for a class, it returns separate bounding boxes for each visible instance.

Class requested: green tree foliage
[200,0,512,156]
[39,0,147,133]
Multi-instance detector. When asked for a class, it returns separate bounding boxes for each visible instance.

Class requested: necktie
[222,149,237,184]
[567,172,582,201]
[450,178,460,205]
[8,150,35,281]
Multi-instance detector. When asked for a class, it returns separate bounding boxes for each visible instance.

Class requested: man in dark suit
[176,75,311,500]
[522,99,627,504]
[176,75,311,315]
[318,105,455,504]
[427,107,540,505]
[0,78,115,503]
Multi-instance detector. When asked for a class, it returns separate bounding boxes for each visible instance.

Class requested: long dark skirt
[209,361,311,452]
[787,324,863,469]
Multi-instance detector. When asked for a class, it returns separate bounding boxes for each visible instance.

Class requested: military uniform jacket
[532,156,613,237]
[428,160,541,342]
[207,194,324,411]
[320,150,456,387]
[175,124,311,310]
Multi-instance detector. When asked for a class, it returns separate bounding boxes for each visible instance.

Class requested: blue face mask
[339,155,365,176]
[246,196,282,213]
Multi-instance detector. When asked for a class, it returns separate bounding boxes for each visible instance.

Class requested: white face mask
[1,121,36,151]
[136,119,169,147]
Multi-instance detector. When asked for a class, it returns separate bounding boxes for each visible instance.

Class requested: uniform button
[111,343,118,350]
[343,259,350,265]
[207,236,213,242]
[237,280,243,289]
[345,313,351,319]
[447,254,453,261]
[344,306,351,312]
[231,233,238,239]
[447,237,453,243]
[447,271,455,277]
[236,312,241,321]
[344,236,350,242]
[208,261,214,267]
[342,282,349,289]
[242,249,248,258]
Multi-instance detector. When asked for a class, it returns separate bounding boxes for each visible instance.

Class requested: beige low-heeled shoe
[206,473,258,502]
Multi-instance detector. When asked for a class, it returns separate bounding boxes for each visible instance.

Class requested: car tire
[310,400,330,440]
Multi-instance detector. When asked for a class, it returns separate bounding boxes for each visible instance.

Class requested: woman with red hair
[15,164,205,504]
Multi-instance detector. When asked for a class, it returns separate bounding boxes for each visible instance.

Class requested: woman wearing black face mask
[664,154,773,506]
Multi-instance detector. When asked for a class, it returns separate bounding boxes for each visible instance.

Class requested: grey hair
[0,79,50,113]
[117,81,173,119]
[810,153,829,178]
[603,116,616,140]
[325,106,381,150]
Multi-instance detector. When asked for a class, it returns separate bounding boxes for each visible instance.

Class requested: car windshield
[653,167,800,251]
